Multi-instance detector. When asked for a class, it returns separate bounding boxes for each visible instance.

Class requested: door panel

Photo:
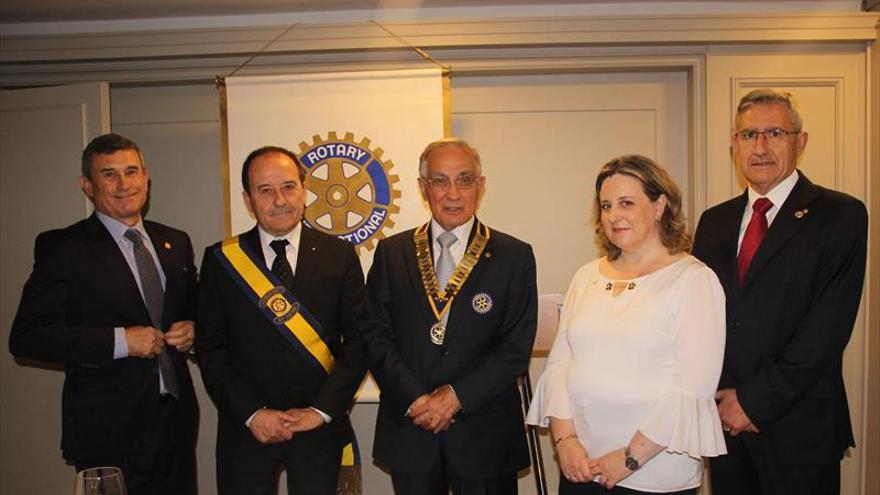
[0,83,109,495]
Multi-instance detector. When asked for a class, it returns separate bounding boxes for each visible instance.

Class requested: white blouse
[526,255,727,492]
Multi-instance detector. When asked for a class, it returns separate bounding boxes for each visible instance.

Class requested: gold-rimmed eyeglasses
[422,174,479,191]
[734,128,800,146]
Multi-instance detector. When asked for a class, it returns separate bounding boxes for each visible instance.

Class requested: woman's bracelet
[553,433,578,446]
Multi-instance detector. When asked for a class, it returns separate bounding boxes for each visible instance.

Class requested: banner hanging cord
[226,23,300,79]
[370,21,451,73]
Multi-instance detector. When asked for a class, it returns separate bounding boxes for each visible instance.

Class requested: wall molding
[1,12,876,87]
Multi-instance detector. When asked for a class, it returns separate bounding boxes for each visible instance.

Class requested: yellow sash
[216,236,335,374]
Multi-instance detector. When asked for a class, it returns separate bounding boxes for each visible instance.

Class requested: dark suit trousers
[74,395,196,495]
[216,416,341,495]
[709,432,840,495]
[390,449,518,495]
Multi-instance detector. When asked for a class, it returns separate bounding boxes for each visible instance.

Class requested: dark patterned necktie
[124,228,179,399]
[737,198,773,286]
[270,239,295,291]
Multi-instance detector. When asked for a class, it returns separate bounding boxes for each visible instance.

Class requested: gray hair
[736,88,804,132]
[418,137,482,178]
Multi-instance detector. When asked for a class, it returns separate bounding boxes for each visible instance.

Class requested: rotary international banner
[223,68,446,273]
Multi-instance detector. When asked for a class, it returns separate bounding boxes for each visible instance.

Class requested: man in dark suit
[196,146,366,495]
[9,133,199,495]
[692,89,867,495]
[366,138,538,495]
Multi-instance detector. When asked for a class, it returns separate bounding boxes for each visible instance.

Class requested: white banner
[224,68,445,272]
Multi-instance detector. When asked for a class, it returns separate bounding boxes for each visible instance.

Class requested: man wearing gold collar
[366,138,538,494]
[196,146,367,495]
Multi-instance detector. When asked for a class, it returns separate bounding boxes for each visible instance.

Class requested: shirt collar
[430,216,475,247]
[96,210,146,244]
[748,169,799,210]
[258,222,302,252]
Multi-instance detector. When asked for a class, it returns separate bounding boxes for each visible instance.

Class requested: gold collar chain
[413,220,491,321]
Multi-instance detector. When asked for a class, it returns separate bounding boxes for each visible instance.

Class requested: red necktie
[737,197,773,286]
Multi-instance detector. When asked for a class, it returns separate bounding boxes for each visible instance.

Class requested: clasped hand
[126,320,195,358]
[249,408,325,444]
[558,444,635,489]
[716,388,759,436]
[410,385,461,434]
[588,448,635,489]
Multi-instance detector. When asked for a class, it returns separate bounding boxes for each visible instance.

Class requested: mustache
[268,205,298,216]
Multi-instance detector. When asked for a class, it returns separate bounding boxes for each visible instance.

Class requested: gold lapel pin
[163,241,172,249]
[794,208,809,219]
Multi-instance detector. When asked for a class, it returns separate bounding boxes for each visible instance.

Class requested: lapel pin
[794,208,809,219]
[485,252,492,258]
[163,242,172,249]
[311,247,316,251]
[472,292,493,314]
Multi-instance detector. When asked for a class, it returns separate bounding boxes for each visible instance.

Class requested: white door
[0,83,110,495]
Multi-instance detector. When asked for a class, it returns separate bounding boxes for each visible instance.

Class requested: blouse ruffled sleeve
[637,263,727,458]
[525,266,589,427]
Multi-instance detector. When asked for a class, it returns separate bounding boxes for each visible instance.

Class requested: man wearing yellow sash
[196,146,367,495]
[366,138,538,494]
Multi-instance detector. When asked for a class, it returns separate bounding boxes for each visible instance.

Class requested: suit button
[443,351,450,356]
[728,320,740,328]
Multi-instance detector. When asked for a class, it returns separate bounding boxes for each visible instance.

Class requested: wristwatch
[624,447,641,471]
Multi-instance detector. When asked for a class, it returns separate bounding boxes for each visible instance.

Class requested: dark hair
[594,154,691,261]
[241,146,307,193]
[81,133,143,179]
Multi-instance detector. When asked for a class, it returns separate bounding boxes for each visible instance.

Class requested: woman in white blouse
[527,155,727,494]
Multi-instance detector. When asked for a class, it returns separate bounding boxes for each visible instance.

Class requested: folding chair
[519,293,564,495]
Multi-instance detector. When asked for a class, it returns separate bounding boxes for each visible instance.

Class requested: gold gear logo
[298,132,401,251]
[269,295,289,315]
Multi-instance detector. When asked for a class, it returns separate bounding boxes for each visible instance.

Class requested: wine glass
[73,466,128,495]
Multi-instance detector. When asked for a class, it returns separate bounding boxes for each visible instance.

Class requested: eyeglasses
[422,174,479,191]
[734,128,799,146]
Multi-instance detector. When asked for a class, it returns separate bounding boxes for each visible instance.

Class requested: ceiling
[0,0,851,24]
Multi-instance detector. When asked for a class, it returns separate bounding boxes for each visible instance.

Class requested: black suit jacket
[366,221,537,478]
[9,214,199,462]
[196,225,366,451]
[692,173,867,463]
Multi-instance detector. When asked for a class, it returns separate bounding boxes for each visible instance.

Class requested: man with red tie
[692,89,867,495]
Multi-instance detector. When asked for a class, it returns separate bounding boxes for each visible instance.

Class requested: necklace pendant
[430,322,446,345]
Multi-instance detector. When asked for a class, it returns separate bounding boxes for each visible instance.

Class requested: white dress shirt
[430,216,474,268]
[257,223,302,276]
